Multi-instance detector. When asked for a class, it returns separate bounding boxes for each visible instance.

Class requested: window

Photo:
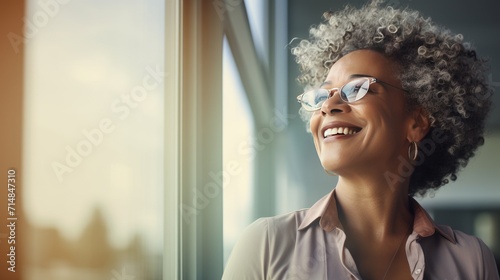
[23,0,165,279]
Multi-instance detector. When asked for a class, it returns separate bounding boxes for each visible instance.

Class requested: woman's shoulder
[222,209,309,280]
[422,224,499,279]
[262,208,310,232]
[237,208,309,245]
[433,223,491,252]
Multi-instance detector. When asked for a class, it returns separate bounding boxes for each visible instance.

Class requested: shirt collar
[297,189,457,244]
[297,189,340,232]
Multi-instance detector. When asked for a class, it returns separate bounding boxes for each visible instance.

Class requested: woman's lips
[323,126,361,138]
[320,121,362,139]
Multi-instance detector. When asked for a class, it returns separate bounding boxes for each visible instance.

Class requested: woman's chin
[320,155,348,172]
[321,162,342,175]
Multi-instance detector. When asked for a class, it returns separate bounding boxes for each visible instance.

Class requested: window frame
[164,0,224,279]
[165,0,289,278]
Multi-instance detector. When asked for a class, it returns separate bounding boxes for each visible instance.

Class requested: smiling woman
[222,1,499,279]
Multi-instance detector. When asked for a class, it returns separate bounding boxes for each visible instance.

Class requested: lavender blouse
[222,190,499,280]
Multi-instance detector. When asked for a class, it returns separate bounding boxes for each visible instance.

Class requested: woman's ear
[407,107,430,142]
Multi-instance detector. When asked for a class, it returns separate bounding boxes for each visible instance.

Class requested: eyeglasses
[296,77,406,111]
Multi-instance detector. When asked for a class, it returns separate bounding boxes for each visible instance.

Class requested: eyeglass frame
[296,76,407,111]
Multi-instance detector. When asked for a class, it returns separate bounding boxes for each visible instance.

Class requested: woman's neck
[334,176,413,241]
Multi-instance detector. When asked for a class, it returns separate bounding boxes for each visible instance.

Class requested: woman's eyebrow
[320,74,372,87]
[349,73,372,79]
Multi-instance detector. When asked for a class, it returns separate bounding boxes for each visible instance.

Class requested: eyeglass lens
[301,78,371,110]
[341,78,370,102]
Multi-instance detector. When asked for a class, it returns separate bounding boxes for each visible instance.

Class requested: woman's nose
[321,89,350,115]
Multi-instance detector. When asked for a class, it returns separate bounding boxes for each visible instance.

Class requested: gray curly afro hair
[291,1,493,196]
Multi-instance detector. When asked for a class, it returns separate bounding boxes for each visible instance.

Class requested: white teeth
[323,128,331,138]
[323,126,359,138]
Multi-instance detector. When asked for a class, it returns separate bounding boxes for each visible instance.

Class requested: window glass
[222,36,255,264]
[23,0,164,279]
[244,0,268,65]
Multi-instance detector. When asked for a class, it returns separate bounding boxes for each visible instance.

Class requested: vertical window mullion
[178,0,224,279]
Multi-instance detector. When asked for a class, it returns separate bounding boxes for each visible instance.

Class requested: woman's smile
[320,121,362,142]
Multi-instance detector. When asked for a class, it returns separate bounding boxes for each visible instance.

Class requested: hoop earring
[408,141,418,162]
[324,169,337,176]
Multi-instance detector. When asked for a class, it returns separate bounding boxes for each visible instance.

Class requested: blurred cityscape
[23,207,162,280]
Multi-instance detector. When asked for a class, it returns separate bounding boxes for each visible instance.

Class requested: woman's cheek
[309,112,321,133]
[309,113,322,152]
